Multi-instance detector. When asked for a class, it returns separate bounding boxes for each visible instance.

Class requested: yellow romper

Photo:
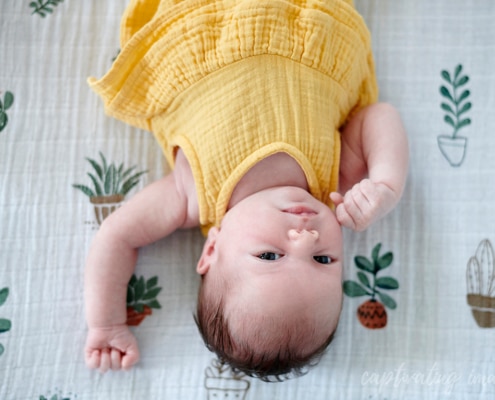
[89,0,378,233]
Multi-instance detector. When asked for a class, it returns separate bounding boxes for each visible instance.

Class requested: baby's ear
[196,227,219,275]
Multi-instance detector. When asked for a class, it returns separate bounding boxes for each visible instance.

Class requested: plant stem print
[343,243,399,329]
[0,91,14,133]
[441,65,472,137]
[438,64,472,167]
[30,0,64,17]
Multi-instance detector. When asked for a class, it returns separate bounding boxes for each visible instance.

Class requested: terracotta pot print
[90,194,124,225]
[126,305,152,326]
[357,299,387,329]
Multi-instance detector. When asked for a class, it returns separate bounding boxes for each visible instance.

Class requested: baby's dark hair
[194,274,336,382]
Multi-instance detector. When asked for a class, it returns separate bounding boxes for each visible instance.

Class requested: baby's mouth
[283,206,317,216]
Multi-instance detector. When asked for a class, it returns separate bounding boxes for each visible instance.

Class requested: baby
[84,0,408,380]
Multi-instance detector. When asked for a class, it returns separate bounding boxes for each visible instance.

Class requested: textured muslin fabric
[88,0,378,230]
[2,1,495,399]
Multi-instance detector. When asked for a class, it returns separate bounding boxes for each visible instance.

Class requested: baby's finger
[343,188,364,219]
[329,192,344,206]
[352,184,372,214]
[358,179,376,204]
[122,347,140,370]
[110,348,122,370]
[342,184,377,231]
[335,204,356,230]
[99,349,111,374]
[86,349,101,370]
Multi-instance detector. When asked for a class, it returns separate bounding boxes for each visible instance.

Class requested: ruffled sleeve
[88,0,378,132]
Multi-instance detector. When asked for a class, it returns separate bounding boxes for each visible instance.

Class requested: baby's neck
[228,152,309,209]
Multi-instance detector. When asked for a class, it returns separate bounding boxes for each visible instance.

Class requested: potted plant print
[466,239,495,328]
[0,91,14,133]
[343,243,399,329]
[0,287,11,356]
[438,64,472,167]
[73,152,147,225]
[204,358,251,400]
[126,274,162,326]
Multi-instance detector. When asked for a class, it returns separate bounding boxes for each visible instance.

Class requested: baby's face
[199,186,343,334]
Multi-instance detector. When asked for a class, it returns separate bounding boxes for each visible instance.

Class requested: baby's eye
[257,252,283,261]
[313,255,333,264]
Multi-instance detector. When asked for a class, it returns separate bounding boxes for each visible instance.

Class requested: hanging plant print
[72,152,147,225]
[126,274,162,326]
[438,64,472,167]
[0,91,14,133]
[0,287,12,356]
[466,239,495,328]
[204,358,251,400]
[30,0,64,17]
[343,243,399,329]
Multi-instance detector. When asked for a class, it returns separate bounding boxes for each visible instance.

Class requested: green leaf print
[0,287,11,356]
[0,91,14,133]
[30,0,64,18]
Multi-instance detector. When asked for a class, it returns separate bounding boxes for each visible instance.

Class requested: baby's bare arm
[84,172,194,371]
[331,103,408,231]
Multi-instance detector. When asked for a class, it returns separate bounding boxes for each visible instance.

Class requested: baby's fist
[330,179,397,231]
[85,325,140,373]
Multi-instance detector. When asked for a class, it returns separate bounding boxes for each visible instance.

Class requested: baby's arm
[330,103,408,231]
[84,171,195,372]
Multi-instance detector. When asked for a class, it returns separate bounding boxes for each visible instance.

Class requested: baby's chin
[263,186,334,210]
[260,185,316,199]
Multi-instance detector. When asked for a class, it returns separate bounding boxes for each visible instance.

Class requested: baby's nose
[288,229,319,240]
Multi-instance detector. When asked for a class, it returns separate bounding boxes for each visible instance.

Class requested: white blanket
[1,0,495,398]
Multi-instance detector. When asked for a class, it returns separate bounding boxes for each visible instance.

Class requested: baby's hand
[330,179,398,232]
[85,324,139,373]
